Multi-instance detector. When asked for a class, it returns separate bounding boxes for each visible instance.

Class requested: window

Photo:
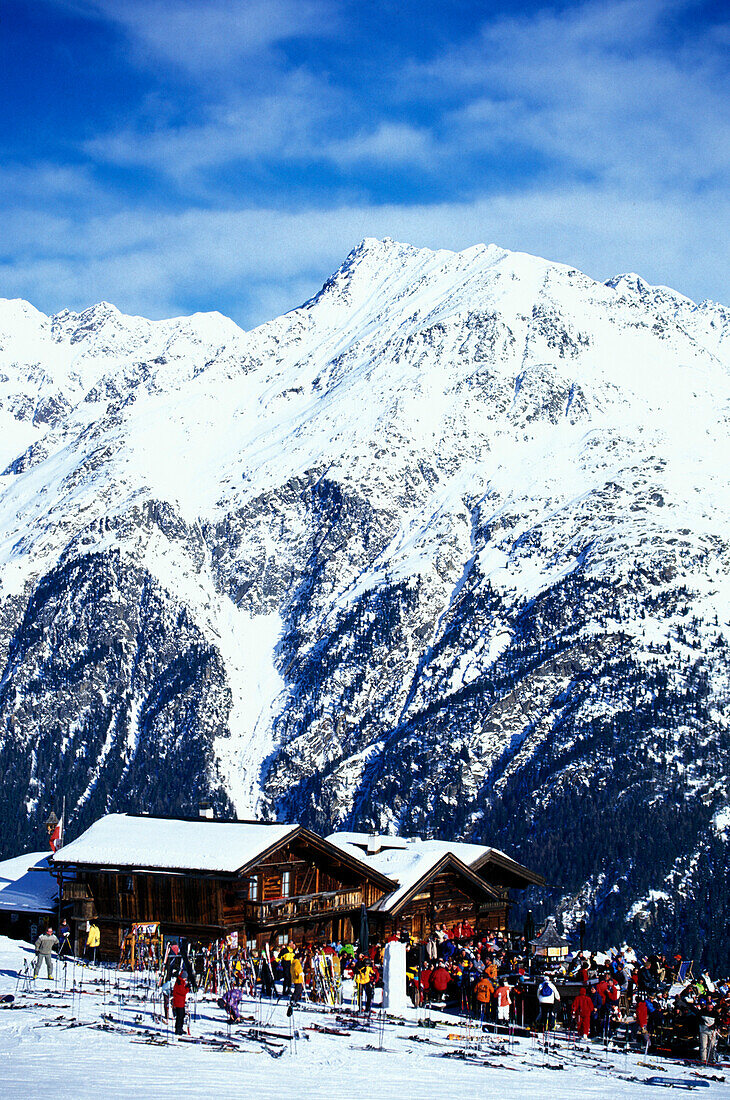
[248,875,260,901]
[282,870,291,897]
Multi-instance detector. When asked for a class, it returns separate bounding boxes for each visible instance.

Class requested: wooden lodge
[370,851,509,941]
[52,814,394,959]
[328,832,545,941]
[50,815,545,959]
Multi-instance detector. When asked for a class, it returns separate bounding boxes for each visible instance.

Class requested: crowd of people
[228,924,729,1065]
[31,916,729,1063]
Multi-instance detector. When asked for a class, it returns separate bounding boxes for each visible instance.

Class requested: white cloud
[50,0,336,74]
[323,123,438,168]
[2,185,728,326]
[85,76,337,181]
[11,0,730,325]
[409,0,730,191]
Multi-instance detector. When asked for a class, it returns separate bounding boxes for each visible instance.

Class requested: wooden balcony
[240,888,363,927]
[478,899,510,913]
[63,882,93,901]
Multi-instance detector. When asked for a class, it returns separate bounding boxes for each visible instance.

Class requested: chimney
[199,804,214,820]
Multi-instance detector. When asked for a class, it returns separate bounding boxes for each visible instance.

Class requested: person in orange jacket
[172,971,189,1035]
[475,974,495,1021]
[495,979,512,1023]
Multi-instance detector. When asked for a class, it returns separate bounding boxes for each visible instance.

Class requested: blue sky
[1,0,728,326]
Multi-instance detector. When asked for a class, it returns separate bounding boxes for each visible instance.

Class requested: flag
[49,813,64,852]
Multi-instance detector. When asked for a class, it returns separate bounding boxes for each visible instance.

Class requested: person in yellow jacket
[484,960,498,983]
[354,954,375,1015]
[291,951,305,1002]
[279,943,294,996]
[85,921,100,965]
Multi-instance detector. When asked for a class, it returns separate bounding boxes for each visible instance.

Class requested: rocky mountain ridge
[0,237,729,965]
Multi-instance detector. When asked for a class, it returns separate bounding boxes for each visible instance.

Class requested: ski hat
[170,944,180,955]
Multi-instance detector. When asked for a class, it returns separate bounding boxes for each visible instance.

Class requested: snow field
[0,938,725,1099]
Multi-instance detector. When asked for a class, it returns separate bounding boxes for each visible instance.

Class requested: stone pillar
[382,941,408,1014]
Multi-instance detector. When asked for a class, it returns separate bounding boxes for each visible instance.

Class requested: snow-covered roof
[328,837,499,913]
[0,851,57,914]
[369,850,455,913]
[331,832,410,856]
[327,831,540,885]
[0,850,50,887]
[53,814,299,874]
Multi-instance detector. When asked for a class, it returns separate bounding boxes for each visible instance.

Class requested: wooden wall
[73,835,386,956]
[376,868,510,940]
[79,870,225,929]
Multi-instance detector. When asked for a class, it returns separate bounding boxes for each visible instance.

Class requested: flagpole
[56,797,65,934]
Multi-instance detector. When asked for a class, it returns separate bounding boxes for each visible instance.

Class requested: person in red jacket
[420,963,433,1003]
[572,986,594,1039]
[635,996,651,1047]
[431,962,450,1002]
[172,971,190,1035]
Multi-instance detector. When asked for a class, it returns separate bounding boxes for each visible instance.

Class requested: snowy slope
[0,937,725,1100]
[0,239,729,961]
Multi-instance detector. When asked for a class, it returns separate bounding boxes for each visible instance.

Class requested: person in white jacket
[536,974,561,1030]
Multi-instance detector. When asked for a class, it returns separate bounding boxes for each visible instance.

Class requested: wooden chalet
[329,832,545,940]
[51,814,395,959]
[370,851,507,940]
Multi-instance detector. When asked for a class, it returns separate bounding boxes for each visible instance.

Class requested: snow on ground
[0,937,724,1100]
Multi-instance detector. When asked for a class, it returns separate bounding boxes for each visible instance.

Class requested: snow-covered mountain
[1,238,729,965]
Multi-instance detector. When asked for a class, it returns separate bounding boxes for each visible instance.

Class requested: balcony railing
[240,888,363,926]
[478,899,509,912]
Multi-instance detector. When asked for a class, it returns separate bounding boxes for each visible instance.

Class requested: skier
[172,970,189,1036]
[419,962,433,1004]
[697,997,721,1065]
[495,978,512,1024]
[279,943,293,996]
[474,972,495,1021]
[218,987,244,1022]
[85,921,100,965]
[572,986,594,1040]
[33,927,59,979]
[259,957,275,998]
[354,954,375,1016]
[431,961,450,1003]
[58,919,72,957]
[536,974,561,1030]
[290,950,305,1003]
[635,994,652,1048]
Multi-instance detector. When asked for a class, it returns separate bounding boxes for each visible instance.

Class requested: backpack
[540,980,552,998]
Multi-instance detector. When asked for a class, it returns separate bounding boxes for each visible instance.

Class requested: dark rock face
[0,239,729,967]
[0,551,233,854]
